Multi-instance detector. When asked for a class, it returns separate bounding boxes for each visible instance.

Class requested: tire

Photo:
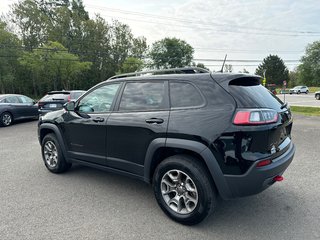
[316,94,320,100]
[297,91,301,94]
[41,133,71,173]
[0,112,13,127]
[306,90,309,94]
[153,155,216,225]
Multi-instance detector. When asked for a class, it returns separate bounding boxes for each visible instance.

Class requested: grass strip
[290,106,320,116]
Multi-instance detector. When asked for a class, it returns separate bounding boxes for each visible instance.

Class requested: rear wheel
[41,133,71,173]
[316,94,320,100]
[306,90,309,94]
[153,155,216,225]
[297,91,301,94]
[0,112,13,127]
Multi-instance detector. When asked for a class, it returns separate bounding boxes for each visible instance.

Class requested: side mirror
[64,101,75,111]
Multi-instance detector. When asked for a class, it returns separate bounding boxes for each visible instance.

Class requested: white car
[289,86,309,94]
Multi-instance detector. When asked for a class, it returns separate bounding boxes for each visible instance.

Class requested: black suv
[38,67,295,225]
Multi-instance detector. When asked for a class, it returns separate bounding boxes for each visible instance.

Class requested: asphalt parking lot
[277,93,319,107]
[0,115,319,240]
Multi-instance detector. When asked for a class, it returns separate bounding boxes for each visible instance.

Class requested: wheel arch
[39,123,68,160]
[144,138,233,199]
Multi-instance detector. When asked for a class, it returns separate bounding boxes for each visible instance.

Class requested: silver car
[289,86,309,94]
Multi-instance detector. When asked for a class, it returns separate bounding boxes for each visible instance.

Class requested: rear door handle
[93,117,105,122]
[145,118,164,124]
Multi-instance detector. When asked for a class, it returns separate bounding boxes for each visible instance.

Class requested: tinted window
[119,82,167,111]
[78,84,120,113]
[40,93,69,101]
[6,96,20,103]
[18,96,33,104]
[170,82,204,108]
[229,85,284,111]
[70,91,85,99]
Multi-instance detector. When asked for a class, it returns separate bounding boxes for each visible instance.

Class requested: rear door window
[119,82,168,111]
[18,96,34,104]
[6,96,20,103]
[170,82,204,108]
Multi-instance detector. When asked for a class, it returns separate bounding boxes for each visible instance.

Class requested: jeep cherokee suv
[38,67,295,225]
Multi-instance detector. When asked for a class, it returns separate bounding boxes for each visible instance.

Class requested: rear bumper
[224,142,295,198]
[38,108,62,115]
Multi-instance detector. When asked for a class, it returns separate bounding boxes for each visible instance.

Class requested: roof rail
[108,67,210,80]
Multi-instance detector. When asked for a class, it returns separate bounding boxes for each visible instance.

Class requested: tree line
[0,0,319,97]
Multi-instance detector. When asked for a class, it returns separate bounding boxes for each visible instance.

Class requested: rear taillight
[233,109,278,125]
[67,95,71,102]
[256,159,272,168]
[38,102,44,108]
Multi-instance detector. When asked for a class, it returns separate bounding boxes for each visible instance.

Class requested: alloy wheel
[44,141,58,168]
[2,113,12,126]
[161,169,198,214]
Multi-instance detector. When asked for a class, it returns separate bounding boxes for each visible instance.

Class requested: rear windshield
[229,84,284,111]
[70,91,84,99]
[40,93,69,101]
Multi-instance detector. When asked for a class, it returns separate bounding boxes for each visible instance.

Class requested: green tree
[0,21,22,93]
[149,38,194,69]
[117,57,144,74]
[11,0,51,49]
[131,36,148,58]
[255,55,289,86]
[19,41,91,94]
[288,70,299,88]
[192,62,209,71]
[297,41,320,86]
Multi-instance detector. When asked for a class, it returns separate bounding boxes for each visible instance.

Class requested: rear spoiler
[48,91,70,95]
[210,73,261,91]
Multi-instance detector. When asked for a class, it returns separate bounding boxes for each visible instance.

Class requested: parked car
[38,90,85,115]
[289,86,309,94]
[0,94,38,127]
[38,67,295,225]
[315,91,320,100]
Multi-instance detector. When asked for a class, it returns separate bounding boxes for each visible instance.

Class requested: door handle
[93,117,105,122]
[145,118,164,124]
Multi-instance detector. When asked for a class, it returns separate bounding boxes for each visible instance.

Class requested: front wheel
[41,133,71,173]
[153,155,216,225]
[316,94,320,100]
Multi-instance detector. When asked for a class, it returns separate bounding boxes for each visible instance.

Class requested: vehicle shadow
[65,164,304,233]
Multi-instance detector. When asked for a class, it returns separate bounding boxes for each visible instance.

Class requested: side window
[78,83,120,113]
[170,82,204,108]
[6,96,20,103]
[18,96,33,104]
[119,82,167,111]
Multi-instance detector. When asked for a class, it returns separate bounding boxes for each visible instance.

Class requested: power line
[0,44,304,60]
[98,13,320,37]
[193,58,300,63]
[86,5,320,36]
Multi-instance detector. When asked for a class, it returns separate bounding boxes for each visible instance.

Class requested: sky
[1,0,320,73]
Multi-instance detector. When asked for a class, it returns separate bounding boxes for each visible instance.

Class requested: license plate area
[49,104,57,108]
